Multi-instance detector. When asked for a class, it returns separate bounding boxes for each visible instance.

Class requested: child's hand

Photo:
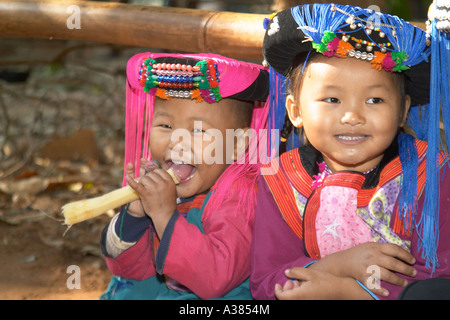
[310,242,417,297]
[275,268,336,300]
[126,163,177,239]
[275,268,372,300]
[125,160,160,218]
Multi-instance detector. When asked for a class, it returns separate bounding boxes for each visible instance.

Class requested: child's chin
[175,185,197,199]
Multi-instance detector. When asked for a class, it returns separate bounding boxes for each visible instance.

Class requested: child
[100,52,269,300]
[251,3,450,300]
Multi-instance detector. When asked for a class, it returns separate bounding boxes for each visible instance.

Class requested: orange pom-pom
[190,89,203,102]
[336,40,354,58]
[371,52,385,71]
[155,88,170,100]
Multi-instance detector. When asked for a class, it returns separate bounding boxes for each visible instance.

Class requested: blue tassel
[439,32,450,154]
[286,130,301,151]
[407,105,428,141]
[267,67,286,155]
[398,133,419,236]
[417,19,443,273]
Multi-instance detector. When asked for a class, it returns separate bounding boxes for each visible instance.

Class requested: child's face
[149,97,246,198]
[286,56,411,173]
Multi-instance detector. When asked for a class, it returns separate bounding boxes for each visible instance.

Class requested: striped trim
[263,151,304,239]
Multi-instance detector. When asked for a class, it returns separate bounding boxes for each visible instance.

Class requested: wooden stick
[0,0,266,60]
[0,0,426,60]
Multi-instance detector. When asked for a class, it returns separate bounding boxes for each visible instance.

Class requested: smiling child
[250,3,450,300]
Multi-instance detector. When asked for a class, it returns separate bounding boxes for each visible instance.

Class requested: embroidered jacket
[100,176,255,299]
[250,139,450,300]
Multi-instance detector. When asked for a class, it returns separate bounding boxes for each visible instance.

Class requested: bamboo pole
[0,0,426,60]
[0,0,267,60]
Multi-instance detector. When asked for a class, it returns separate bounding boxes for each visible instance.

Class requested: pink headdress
[125,52,269,221]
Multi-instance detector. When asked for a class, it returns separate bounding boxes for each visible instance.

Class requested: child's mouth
[335,134,369,144]
[166,160,196,184]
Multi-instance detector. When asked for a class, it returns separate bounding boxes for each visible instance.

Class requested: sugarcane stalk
[62,168,180,225]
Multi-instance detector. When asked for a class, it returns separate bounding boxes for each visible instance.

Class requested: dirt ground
[0,38,142,300]
[0,135,121,300]
[0,208,112,300]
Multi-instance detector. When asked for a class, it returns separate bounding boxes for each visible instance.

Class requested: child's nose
[340,110,365,126]
[168,134,192,161]
[169,139,187,154]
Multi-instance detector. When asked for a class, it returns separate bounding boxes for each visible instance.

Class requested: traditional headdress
[125,52,269,220]
[263,3,450,271]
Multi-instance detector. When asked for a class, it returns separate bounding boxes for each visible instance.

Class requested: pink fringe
[203,99,270,224]
[123,83,152,186]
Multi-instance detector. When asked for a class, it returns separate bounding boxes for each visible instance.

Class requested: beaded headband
[138,57,221,103]
[309,4,413,73]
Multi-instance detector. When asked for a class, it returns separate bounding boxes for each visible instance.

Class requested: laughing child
[100,53,269,300]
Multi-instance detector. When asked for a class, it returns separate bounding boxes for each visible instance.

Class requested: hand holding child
[275,268,374,300]
[308,242,417,297]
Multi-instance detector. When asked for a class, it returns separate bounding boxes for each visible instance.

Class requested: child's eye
[323,97,340,103]
[367,97,383,104]
[160,124,172,129]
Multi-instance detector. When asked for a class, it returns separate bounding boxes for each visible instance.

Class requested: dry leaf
[0,176,49,195]
[39,129,102,162]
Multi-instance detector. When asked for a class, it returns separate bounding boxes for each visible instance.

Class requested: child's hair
[226,99,255,129]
